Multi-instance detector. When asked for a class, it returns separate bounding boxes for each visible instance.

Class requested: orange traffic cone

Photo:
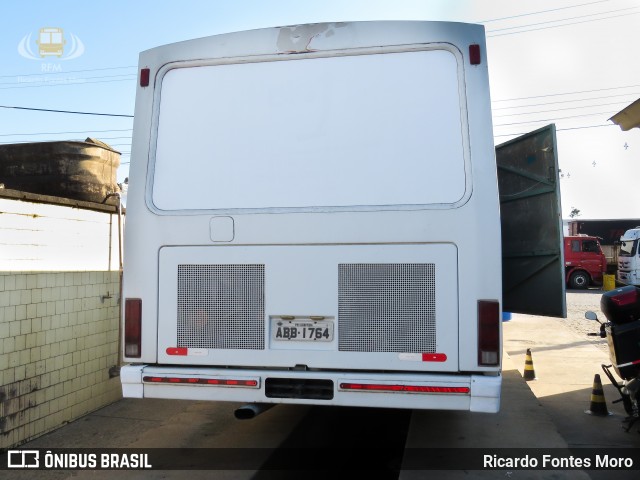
[523,348,536,381]
[585,374,609,416]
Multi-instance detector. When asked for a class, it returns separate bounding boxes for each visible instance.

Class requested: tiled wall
[0,271,122,448]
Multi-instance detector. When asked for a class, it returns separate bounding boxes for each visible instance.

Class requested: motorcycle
[585,285,640,432]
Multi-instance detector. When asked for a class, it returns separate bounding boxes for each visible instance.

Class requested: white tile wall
[0,271,122,448]
[0,194,124,448]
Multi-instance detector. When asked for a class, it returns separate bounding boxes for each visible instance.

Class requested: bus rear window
[152,49,467,212]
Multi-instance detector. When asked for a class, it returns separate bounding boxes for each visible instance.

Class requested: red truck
[564,235,606,289]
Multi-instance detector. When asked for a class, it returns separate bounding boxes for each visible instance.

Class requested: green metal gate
[497,124,567,318]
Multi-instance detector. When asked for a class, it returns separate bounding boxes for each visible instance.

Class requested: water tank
[0,138,121,204]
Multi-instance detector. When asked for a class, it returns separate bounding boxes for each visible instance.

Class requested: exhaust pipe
[234,403,275,420]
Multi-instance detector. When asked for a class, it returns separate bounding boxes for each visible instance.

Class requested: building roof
[610,98,640,131]
[0,187,124,214]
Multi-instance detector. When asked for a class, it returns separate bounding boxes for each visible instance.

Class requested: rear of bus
[121,21,502,413]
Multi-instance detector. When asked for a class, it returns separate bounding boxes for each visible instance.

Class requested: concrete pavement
[503,311,640,450]
[402,291,640,479]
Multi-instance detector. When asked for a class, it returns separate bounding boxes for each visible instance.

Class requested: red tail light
[478,300,500,366]
[469,44,481,65]
[140,68,150,87]
[125,298,142,358]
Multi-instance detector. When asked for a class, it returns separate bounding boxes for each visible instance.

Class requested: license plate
[271,318,334,342]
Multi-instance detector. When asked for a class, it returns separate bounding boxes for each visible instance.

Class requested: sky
[1,0,639,219]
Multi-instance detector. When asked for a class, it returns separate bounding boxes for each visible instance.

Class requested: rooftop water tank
[0,138,121,204]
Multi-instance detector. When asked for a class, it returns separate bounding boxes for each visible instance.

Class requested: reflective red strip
[143,376,258,387]
[422,353,447,362]
[339,383,469,394]
[166,347,188,356]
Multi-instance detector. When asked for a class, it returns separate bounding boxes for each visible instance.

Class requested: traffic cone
[523,348,536,381]
[585,374,609,416]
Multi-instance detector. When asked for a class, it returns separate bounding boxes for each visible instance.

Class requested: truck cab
[618,228,640,286]
[564,235,606,289]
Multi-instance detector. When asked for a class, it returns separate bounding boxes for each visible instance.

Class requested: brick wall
[0,271,121,448]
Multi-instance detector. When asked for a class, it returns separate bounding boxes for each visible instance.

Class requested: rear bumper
[617,270,640,285]
[121,365,501,413]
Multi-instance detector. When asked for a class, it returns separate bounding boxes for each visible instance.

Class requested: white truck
[120,21,565,416]
[618,228,640,286]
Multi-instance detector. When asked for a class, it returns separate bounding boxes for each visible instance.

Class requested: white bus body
[121,21,504,413]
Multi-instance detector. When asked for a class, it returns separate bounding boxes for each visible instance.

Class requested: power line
[0,3,628,88]
[0,128,132,137]
[494,110,618,127]
[492,91,640,110]
[0,65,136,79]
[494,123,618,137]
[557,123,618,132]
[486,5,638,33]
[0,138,131,145]
[487,10,640,37]
[77,136,132,141]
[0,72,136,87]
[0,105,133,118]
[3,85,636,119]
[478,0,611,23]
[493,100,634,118]
[3,87,636,121]
[493,84,640,103]
[0,77,135,90]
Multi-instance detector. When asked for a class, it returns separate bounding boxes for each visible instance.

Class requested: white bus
[120,21,565,415]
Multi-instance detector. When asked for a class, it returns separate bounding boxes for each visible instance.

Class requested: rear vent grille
[338,263,436,353]
[265,378,334,400]
[177,264,265,350]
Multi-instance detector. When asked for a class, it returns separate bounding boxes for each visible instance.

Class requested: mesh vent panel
[338,263,436,353]
[177,264,265,350]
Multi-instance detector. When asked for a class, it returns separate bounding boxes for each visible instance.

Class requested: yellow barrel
[603,274,615,291]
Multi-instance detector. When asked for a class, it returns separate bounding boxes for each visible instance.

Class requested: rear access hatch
[157,243,459,372]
